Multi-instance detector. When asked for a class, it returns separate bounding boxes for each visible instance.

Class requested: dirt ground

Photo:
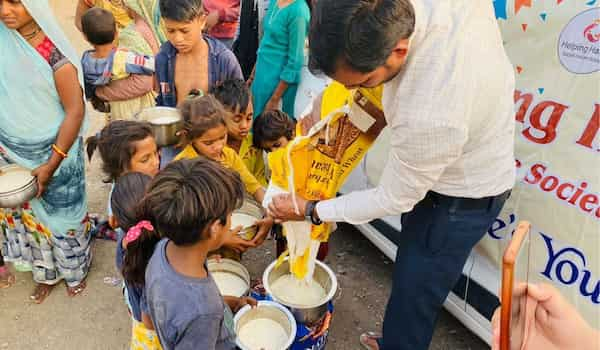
[0,1,489,349]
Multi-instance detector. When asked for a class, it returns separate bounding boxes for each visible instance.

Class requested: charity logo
[583,19,600,43]
[558,8,600,74]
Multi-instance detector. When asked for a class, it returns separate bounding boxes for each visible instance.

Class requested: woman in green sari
[0,0,90,303]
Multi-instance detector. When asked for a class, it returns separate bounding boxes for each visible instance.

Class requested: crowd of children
[73,0,313,348]
[84,84,300,347]
[86,87,299,349]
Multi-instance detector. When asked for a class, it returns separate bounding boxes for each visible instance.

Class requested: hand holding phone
[500,221,531,350]
[493,283,599,350]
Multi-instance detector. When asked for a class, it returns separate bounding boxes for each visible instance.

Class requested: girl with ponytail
[110,172,162,349]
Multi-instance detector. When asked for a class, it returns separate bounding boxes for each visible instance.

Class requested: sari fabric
[0,0,91,286]
[123,0,167,46]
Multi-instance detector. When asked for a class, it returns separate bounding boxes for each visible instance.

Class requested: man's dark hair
[81,7,116,45]
[159,0,204,22]
[309,0,415,75]
[139,159,244,246]
[210,79,250,114]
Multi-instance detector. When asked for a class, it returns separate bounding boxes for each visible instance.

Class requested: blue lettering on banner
[486,214,599,305]
[488,213,516,239]
[540,233,600,304]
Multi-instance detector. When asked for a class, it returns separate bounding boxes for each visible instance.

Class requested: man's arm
[315,27,475,224]
[315,123,468,224]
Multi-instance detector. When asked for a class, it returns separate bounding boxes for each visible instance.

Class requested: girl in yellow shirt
[174,94,265,205]
[174,95,272,258]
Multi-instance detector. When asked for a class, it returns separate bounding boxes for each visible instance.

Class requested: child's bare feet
[0,266,15,289]
[67,280,87,297]
[30,283,54,304]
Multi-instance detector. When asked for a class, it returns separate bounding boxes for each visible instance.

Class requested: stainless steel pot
[0,164,38,208]
[234,301,297,350]
[207,258,251,297]
[263,258,338,325]
[135,107,183,147]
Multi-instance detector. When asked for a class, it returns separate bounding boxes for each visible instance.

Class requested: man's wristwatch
[305,200,323,226]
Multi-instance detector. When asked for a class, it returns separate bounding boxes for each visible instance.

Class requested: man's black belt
[425,189,512,211]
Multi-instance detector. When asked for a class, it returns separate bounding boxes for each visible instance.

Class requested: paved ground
[0,1,489,349]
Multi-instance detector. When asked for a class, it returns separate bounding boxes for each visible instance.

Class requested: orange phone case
[500,221,531,350]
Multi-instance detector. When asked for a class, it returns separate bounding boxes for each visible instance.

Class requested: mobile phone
[500,221,531,350]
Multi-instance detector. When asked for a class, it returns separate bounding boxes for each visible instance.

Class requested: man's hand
[267,193,308,223]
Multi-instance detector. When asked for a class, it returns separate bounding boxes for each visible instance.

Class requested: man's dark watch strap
[305,200,323,225]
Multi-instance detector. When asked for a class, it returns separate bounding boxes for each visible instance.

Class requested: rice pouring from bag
[270,273,327,306]
[266,82,386,281]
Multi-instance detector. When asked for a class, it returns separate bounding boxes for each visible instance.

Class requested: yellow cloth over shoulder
[269,82,386,279]
[175,145,263,195]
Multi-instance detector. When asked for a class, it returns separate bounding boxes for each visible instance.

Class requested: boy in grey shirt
[142,159,256,350]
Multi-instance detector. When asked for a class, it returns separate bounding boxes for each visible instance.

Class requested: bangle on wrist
[51,144,68,159]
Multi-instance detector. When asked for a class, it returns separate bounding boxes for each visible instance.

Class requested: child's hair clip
[125,220,154,244]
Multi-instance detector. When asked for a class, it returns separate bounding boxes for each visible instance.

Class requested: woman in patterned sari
[0,0,91,304]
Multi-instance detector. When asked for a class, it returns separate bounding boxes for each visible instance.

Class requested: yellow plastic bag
[269,82,386,279]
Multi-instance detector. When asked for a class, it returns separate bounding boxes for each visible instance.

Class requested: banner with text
[483,0,599,327]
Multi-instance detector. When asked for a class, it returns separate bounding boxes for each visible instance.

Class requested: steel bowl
[0,164,38,208]
[207,258,251,297]
[233,199,265,241]
[234,300,297,350]
[263,257,338,324]
[135,107,183,147]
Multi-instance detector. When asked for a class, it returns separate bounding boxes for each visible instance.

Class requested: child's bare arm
[141,312,155,330]
[223,296,257,313]
[95,75,154,102]
[253,188,266,205]
[222,296,239,310]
